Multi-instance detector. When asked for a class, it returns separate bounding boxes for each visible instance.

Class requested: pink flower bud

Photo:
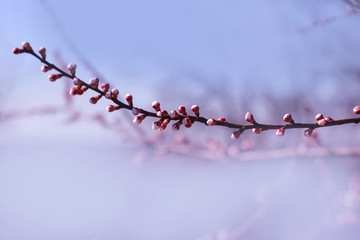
[81,86,88,92]
[111,89,119,99]
[178,105,187,116]
[73,77,81,85]
[105,91,112,99]
[252,128,262,134]
[191,105,200,117]
[89,95,102,104]
[283,113,294,124]
[206,118,216,126]
[67,63,77,75]
[132,107,140,115]
[318,119,327,126]
[41,65,52,72]
[12,48,23,54]
[231,130,242,140]
[38,47,46,59]
[245,112,255,124]
[101,83,110,92]
[125,94,133,107]
[133,115,145,125]
[315,114,324,121]
[48,74,62,82]
[218,117,227,123]
[69,87,81,95]
[89,77,99,88]
[276,127,285,136]
[157,111,163,117]
[152,101,161,111]
[160,119,170,131]
[107,105,117,112]
[21,41,32,51]
[353,106,360,114]
[183,117,192,128]
[304,128,313,137]
[169,110,179,119]
[152,120,162,130]
[325,117,333,122]
[172,121,181,131]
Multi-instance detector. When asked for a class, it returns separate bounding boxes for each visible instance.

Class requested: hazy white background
[1,0,360,239]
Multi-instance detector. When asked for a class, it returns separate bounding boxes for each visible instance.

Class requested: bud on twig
[21,41,32,51]
[231,130,242,140]
[41,65,52,72]
[252,128,262,134]
[304,128,313,137]
[178,105,187,116]
[12,48,23,54]
[89,95,102,104]
[218,117,228,123]
[132,107,140,115]
[125,94,133,107]
[172,120,181,131]
[353,106,360,114]
[191,105,200,117]
[67,63,77,75]
[183,117,192,128]
[133,115,145,125]
[73,77,81,85]
[169,110,179,119]
[152,120,162,130]
[206,118,216,126]
[101,83,110,92]
[283,113,294,124]
[38,47,46,59]
[48,74,62,82]
[152,101,160,111]
[245,112,255,124]
[276,127,285,136]
[89,77,99,88]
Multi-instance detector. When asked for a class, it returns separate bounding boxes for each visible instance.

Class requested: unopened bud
[169,110,180,119]
[304,128,313,137]
[353,106,360,114]
[101,83,110,92]
[152,101,161,111]
[125,94,133,107]
[89,77,99,88]
[252,128,262,134]
[12,48,23,54]
[325,117,333,122]
[160,119,170,131]
[183,117,192,128]
[231,130,242,140]
[191,105,200,117]
[133,115,145,125]
[21,41,32,51]
[48,74,62,82]
[107,105,117,112]
[152,120,162,130]
[38,47,46,59]
[172,120,181,131]
[132,107,140,115]
[245,112,255,124]
[318,119,327,126]
[283,113,294,124]
[111,89,119,99]
[218,117,227,123]
[105,91,112,99]
[41,65,52,72]
[69,87,79,96]
[276,127,285,136]
[67,63,77,75]
[73,77,81,85]
[178,105,187,116]
[89,95,102,104]
[315,114,324,121]
[206,118,217,126]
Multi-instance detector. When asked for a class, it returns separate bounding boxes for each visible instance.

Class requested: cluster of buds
[13,42,360,142]
[316,114,333,127]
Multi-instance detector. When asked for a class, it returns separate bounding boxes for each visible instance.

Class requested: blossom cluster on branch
[13,42,360,140]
